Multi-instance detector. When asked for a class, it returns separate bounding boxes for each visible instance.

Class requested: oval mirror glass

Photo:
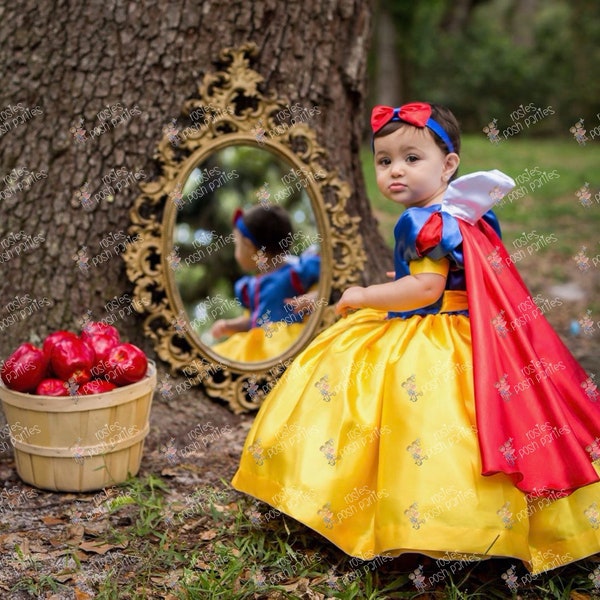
[172,144,322,365]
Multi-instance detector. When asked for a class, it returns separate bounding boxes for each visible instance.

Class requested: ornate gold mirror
[123,44,365,412]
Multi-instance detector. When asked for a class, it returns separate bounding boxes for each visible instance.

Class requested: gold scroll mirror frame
[123,43,366,413]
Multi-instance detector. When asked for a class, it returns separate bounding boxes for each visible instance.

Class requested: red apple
[83,332,120,365]
[51,338,95,384]
[78,380,117,395]
[105,343,148,386]
[81,321,120,342]
[1,343,48,393]
[42,330,79,363]
[36,378,70,396]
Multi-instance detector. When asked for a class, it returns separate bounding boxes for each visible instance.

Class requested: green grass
[16,474,593,599]
[362,134,600,253]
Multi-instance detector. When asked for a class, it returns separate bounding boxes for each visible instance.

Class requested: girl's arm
[211,315,253,338]
[335,271,447,316]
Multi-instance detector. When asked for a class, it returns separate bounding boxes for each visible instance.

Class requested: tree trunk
[0,0,386,362]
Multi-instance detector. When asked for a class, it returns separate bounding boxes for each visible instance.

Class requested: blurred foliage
[375,0,600,133]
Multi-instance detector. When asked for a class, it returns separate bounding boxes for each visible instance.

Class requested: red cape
[458,218,600,497]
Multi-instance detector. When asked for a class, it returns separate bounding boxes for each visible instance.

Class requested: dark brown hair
[240,204,293,256]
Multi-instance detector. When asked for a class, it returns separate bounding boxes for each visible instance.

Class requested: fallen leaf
[79,540,128,555]
[74,588,93,600]
[569,592,592,600]
[54,571,77,584]
[199,529,217,541]
[161,467,181,477]
[83,520,110,537]
[57,523,85,546]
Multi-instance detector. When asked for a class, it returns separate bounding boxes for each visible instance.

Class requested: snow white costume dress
[232,171,600,573]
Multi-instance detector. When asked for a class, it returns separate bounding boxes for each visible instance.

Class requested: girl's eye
[406,155,419,163]
[377,157,391,166]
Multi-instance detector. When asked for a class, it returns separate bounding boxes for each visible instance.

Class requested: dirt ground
[0,380,254,598]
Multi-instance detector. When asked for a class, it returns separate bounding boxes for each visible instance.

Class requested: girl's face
[233,228,258,272]
[374,126,459,209]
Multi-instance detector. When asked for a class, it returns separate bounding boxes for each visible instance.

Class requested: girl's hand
[284,290,318,314]
[210,319,231,339]
[386,271,395,279]
[335,286,366,317]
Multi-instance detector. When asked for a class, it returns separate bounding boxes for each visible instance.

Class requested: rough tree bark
[0,0,389,363]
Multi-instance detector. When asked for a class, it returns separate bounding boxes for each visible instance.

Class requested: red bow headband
[371,102,455,153]
[232,208,261,247]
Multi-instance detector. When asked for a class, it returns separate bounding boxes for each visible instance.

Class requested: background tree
[0,0,386,363]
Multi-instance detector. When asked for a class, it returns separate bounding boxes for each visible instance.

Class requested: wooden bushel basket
[0,363,156,492]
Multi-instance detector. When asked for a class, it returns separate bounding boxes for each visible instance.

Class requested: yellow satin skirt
[232,308,600,573]
[212,322,306,362]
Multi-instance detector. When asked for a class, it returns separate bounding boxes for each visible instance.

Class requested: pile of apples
[0,322,148,396]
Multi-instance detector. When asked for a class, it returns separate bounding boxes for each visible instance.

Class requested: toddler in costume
[211,204,320,361]
[232,102,600,573]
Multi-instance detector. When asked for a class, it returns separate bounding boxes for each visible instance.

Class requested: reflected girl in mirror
[210,204,320,362]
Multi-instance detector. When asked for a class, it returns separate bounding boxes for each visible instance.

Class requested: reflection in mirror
[173,144,322,364]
